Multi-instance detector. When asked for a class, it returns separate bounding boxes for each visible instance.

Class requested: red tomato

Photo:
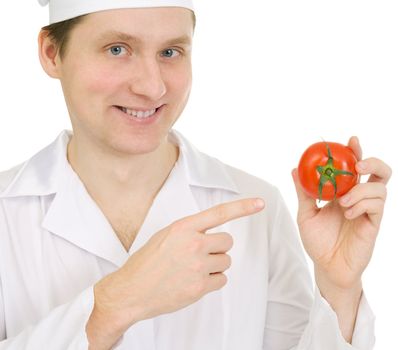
[297,141,359,201]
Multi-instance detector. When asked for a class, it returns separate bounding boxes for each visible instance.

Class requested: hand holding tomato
[292,136,392,292]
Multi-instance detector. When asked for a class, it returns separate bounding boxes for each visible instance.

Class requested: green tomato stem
[316,142,354,202]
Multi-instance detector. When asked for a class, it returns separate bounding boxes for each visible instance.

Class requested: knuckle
[347,185,359,199]
[368,156,377,163]
[218,232,234,251]
[368,157,380,167]
[224,254,232,269]
[373,182,387,199]
[170,219,187,235]
[225,233,234,250]
[214,205,229,223]
[355,200,365,211]
[377,198,385,209]
[239,199,252,214]
[189,235,205,253]
[381,185,388,200]
[189,280,206,297]
[387,164,393,179]
[191,259,205,273]
[216,274,228,289]
[245,199,255,212]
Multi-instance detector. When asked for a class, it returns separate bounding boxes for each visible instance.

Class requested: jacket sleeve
[0,284,94,349]
[262,189,375,350]
[0,278,5,341]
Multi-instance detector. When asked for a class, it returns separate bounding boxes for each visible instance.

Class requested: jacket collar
[0,129,239,198]
[174,130,240,194]
[0,129,240,267]
[0,131,71,198]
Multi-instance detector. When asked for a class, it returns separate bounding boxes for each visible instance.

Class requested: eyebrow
[97,31,192,46]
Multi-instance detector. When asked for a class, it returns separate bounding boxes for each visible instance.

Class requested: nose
[128,57,167,101]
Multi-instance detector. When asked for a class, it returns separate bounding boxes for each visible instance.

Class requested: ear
[37,29,62,79]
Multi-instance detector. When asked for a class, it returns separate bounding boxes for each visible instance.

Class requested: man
[0,0,391,349]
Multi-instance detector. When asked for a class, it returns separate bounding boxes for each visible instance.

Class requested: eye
[161,48,180,58]
[109,45,127,56]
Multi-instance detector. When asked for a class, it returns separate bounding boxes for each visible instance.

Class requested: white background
[0,1,397,348]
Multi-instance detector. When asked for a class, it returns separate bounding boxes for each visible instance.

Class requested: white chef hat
[38,0,195,24]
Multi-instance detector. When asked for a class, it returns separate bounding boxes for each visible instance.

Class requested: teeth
[120,106,157,118]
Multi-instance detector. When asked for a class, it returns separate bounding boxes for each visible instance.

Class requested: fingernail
[357,161,366,170]
[255,199,265,209]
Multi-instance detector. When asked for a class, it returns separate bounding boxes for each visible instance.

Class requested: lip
[112,104,165,125]
[115,104,163,112]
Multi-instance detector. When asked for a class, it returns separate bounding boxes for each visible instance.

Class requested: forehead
[77,7,194,43]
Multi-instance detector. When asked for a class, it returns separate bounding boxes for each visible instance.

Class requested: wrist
[86,303,125,350]
[314,265,363,301]
[316,278,363,312]
[315,268,363,343]
[86,275,141,349]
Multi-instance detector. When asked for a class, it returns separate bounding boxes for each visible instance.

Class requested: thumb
[291,168,319,222]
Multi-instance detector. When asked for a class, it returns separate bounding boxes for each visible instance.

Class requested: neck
[66,131,179,203]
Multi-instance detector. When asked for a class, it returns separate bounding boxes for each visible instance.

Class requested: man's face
[56,7,193,155]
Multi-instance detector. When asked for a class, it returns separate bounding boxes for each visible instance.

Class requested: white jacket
[0,129,375,349]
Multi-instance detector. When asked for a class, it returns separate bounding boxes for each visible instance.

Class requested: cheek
[166,64,192,98]
[80,65,121,97]
[60,61,125,129]
[65,60,123,104]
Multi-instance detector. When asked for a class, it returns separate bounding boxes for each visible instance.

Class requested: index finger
[180,198,265,233]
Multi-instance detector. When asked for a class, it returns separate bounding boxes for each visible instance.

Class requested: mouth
[114,105,163,119]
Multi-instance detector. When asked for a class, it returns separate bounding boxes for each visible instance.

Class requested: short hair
[41,15,87,61]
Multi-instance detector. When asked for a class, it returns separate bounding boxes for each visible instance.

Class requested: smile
[116,106,159,119]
